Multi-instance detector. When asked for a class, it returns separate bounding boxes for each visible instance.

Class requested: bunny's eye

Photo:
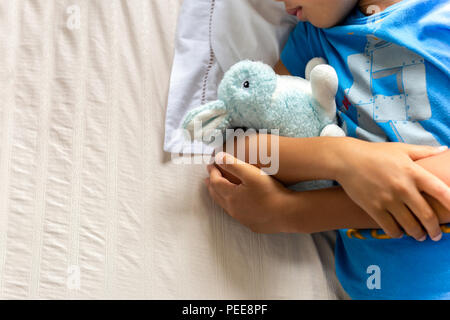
[242,81,250,89]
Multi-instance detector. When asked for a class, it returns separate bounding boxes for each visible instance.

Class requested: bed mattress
[0,0,346,299]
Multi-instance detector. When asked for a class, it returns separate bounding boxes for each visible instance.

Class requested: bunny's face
[218,61,277,115]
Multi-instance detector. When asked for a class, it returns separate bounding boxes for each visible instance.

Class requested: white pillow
[164,0,297,154]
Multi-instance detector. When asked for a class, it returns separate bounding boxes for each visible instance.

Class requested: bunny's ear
[305,57,327,81]
[182,100,229,142]
[310,64,338,121]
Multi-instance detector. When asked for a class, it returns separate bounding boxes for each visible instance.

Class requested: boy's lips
[286,6,303,19]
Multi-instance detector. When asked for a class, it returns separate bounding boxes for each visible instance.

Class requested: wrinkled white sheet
[0,0,347,299]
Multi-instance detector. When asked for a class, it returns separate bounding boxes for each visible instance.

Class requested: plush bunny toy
[182,58,345,190]
[182,58,345,144]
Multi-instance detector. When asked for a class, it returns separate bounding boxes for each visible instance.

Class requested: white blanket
[0,0,347,299]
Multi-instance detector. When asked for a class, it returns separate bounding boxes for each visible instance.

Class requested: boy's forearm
[415,149,450,186]
[285,150,450,234]
[224,134,450,232]
[285,186,450,234]
[284,186,378,233]
[226,133,347,185]
[417,149,450,225]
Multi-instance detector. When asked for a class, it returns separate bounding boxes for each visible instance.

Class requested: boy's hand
[205,152,294,234]
[333,140,450,241]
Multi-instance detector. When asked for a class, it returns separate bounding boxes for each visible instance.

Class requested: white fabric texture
[164,0,297,154]
[0,0,347,299]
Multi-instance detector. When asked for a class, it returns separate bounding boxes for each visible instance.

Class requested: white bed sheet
[0,0,347,299]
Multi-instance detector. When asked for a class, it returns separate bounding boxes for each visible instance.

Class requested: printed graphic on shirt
[342,35,440,146]
[345,224,450,240]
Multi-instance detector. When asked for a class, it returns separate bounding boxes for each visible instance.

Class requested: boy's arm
[417,150,450,224]
[218,133,450,236]
[271,59,450,230]
[210,59,450,237]
[274,59,291,76]
[284,152,450,233]
[285,184,450,234]
[208,148,449,235]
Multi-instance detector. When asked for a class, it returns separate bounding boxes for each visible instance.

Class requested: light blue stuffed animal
[182,58,345,144]
[182,58,345,190]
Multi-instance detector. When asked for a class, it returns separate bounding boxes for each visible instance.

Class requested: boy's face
[274,0,359,28]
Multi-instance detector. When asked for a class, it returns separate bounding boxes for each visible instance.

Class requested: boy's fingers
[370,210,404,239]
[214,152,261,185]
[208,164,236,197]
[414,165,450,212]
[407,144,448,161]
[403,190,442,241]
[388,203,426,241]
[206,178,227,209]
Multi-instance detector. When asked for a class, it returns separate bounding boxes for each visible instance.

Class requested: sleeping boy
[205,0,450,299]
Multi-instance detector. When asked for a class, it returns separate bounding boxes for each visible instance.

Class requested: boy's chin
[308,18,341,29]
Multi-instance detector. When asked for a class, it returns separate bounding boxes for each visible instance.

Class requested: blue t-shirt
[281,0,450,299]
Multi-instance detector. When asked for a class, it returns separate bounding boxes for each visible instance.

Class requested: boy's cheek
[301,0,359,29]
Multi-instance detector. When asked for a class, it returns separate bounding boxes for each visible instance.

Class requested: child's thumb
[214,152,261,184]
[407,144,448,161]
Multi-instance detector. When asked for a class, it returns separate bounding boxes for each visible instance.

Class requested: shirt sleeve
[280,22,325,78]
